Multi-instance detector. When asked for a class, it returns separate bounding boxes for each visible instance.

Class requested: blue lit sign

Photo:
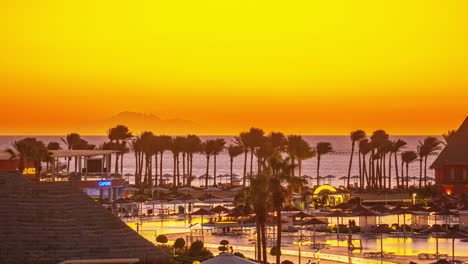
[98,181,112,187]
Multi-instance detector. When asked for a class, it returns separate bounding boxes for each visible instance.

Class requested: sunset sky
[2,0,468,135]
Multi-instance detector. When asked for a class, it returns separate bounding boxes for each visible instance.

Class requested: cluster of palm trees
[346,130,445,190]
[105,126,336,190]
[234,153,299,264]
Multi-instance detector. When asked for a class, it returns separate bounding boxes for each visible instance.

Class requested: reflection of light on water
[127,219,468,257]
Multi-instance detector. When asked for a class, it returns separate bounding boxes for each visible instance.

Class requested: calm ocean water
[0,135,439,186]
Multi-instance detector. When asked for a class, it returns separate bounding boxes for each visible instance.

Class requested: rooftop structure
[431,116,468,195]
[0,171,170,264]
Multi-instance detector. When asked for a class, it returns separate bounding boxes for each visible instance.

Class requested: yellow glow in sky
[1,0,468,135]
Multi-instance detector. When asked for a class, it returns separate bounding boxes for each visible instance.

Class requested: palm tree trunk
[173,155,177,187]
[230,157,234,187]
[316,155,321,186]
[120,153,124,176]
[256,220,262,262]
[347,142,355,187]
[424,155,428,187]
[243,152,248,186]
[213,154,217,186]
[154,153,158,186]
[159,152,164,186]
[205,155,210,187]
[401,157,405,189]
[394,152,399,188]
[419,158,423,188]
[406,163,410,189]
[276,208,282,264]
[388,154,392,189]
[250,150,254,179]
[261,221,267,264]
[298,159,302,177]
[358,152,362,189]
[176,155,180,187]
[114,155,119,174]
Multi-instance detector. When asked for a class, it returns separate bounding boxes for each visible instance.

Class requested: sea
[0,135,439,186]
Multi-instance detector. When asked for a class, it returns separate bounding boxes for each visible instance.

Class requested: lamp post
[412,193,417,205]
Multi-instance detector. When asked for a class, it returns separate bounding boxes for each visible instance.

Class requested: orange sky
[1,0,468,135]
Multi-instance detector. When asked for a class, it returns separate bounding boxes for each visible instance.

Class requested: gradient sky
[2,0,468,135]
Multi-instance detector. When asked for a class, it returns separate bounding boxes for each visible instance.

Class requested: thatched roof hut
[0,171,171,264]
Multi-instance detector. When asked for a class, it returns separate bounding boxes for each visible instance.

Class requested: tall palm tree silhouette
[347,130,366,187]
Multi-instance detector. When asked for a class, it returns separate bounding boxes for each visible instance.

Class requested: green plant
[174,238,186,249]
[156,234,168,244]
[220,239,229,246]
[270,246,281,256]
[233,252,245,258]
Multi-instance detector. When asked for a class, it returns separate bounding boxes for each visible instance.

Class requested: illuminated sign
[98,181,112,187]
[22,168,36,175]
[313,185,337,196]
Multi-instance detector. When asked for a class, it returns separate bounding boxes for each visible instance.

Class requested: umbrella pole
[436,237,439,259]
[313,224,316,245]
[452,238,455,261]
[381,233,384,257]
[201,215,204,235]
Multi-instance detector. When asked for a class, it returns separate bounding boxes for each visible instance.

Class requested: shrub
[218,246,228,252]
[270,246,281,256]
[281,260,294,264]
[174,238,186,249]
[233,252,245,258]
[156,235,168,244]
[220,239,229,246]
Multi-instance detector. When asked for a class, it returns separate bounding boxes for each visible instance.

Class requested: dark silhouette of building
[431,116,468,196]
[0,171,170,264]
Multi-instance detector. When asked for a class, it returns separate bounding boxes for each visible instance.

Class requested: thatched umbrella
[191,208,213,235]
[327,210,349,241]
[371,224,395,257]
[303,218,327,245]
[370,204,391,213]
[434,209,457,229]
[421,224,448,259]
[390,207,412,235]
[353,209,379,232]
[283,204,301,212]
[440,230,468,261]
[350,205,368,214]
[407,204,426,212]
[333,202,353,210]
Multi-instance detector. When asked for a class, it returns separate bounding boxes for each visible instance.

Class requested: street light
[412,193,417,205]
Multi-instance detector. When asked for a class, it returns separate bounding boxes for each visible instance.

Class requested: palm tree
[390,139,407,189]
[130,136,143,185]
[268,132,287,151]
[7,137,50,180]
[235,132,250,186]
[61,133,81,172]
[107,125,133,174]
[286,135,302,177]
[202,140,216,187]
[401,151,418,189]
[139,131,155,188]
[255,137,273,174]
[185,135,202,186]
[370,130,389,189]
[212,138,226,186]
[359,139,372,188]
[227,144,243,186]
[442,130,456,146]
[158,135,172,186]
[247,128,265,178]
[347,130,366,187]
[419,137,442,187]
[45,141,61,172]
[267,154,295,264]
[295,138,315,179]
[316,142,333,186]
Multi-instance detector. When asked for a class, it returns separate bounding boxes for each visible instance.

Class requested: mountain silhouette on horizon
[77,111,205,135]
